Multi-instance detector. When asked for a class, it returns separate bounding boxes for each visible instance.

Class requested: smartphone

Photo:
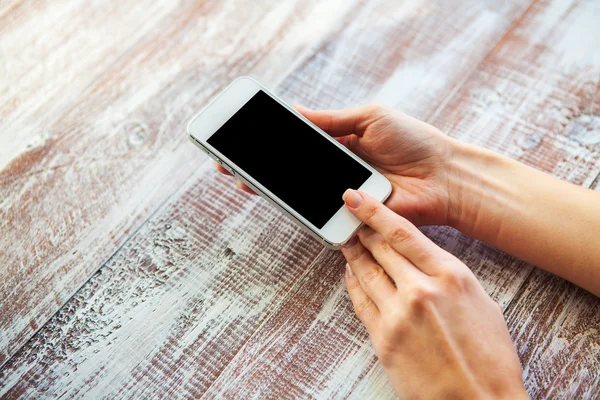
[187,77,392,249]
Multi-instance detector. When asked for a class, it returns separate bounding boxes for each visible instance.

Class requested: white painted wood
[0,0,360,368]
[1,0,599,399]
[0,0,182,170]
[0,165,326,398]
[209,0,600,398]
[430,0,600,187]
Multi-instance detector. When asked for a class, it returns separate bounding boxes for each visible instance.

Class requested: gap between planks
[0,0,365,372]
[199,246,329,399]
[426,0,539,123]
[202,0,542,389]
[0,0,214,370]
[589,171,600,190]
[0,156,209,370]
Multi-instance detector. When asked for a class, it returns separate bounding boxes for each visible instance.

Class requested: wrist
[445,140,518,240]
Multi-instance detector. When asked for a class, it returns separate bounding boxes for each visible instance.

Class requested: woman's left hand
[341,189,527,400]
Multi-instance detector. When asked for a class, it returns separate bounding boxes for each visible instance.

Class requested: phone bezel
[187,76,392,248]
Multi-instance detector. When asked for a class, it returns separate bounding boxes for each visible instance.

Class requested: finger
[342,238,396,308]
[216,163,233,176]
[343,189,446,275]
[334,134,362,156]
[236,180,257,195]
[294,104,381,137]
[345,263,380,332]
[357,227,426,285]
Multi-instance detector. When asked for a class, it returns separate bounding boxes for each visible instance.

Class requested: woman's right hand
[340,190,527,399]
[218,103,461,227]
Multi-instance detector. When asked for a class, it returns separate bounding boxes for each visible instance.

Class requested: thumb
[294,104,380,137]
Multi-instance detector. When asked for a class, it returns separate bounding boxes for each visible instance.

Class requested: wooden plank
[0,0,185,367]
[0,2,540,396]
[275,0,534,120]
[505,270,600,398]
[430,0,600,187]
[209,0,600,398]
[203,250,396,399]
[502,172,600,398]
[429,1,600,398]
[0,165,325,398]
[3,0,598,398]
[0,0,359,368]
[201,232,532,399]
[0,0,182,170]
[0,0,536,394]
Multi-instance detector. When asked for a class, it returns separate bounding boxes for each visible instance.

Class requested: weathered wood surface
[0,0,360,368]
[430,0,600,397]
[1,0,599,399]
[0,0,188,364]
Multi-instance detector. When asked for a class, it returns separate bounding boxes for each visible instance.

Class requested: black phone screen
[208,90,372,229]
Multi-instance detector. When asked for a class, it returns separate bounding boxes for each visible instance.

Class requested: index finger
[343,189,445,275]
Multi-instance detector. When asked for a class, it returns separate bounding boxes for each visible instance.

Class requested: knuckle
[388,223,414,246]
[361,267,385,285]
[440,268,474,293]
[367,101,384,113]
[375,311,409,368]
[373,333,402,368]
[374,338,394,367]
[384,311,409,337]
[363,203,379,222]
[346,278,362,291]
[354,299,376,321]
[406,285,437,310]
[377,239,393,254]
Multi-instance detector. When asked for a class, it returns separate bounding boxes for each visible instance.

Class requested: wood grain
[505,270,600,398]
[430,0,600,186]
[210,0,600,398]
[4,0,540,395]
[0,0,182,170]
[0,0,361,368]
[204,250,387,399]
[1,0,599,398]
[501,160,600,398]
[0,0,535,396]
[275,0,534,121]
[0,165,326,398]
[427,0,600,398]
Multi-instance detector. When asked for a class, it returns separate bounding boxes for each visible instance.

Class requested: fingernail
[346,263,354,278]
[343,189,363,208]
[344,236,358,248]
[236,181,243,190]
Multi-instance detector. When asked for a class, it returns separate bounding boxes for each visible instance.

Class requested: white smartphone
[187,77,392,249]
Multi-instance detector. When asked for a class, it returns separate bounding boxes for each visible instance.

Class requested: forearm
[448,141,600,297]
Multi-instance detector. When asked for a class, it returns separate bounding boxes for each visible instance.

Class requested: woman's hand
[216,101,600,297]
[341,189,527,399]
[217,102,459,227]
[294,103,458,226]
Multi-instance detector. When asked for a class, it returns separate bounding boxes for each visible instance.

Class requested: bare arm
[221,102,600,296]
[217,102,598,398]
[449,142,600,296]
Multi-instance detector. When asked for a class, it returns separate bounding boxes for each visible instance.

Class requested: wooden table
[1,0,599,398]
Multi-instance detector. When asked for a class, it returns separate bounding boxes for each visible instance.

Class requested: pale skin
[216,102,600,398]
